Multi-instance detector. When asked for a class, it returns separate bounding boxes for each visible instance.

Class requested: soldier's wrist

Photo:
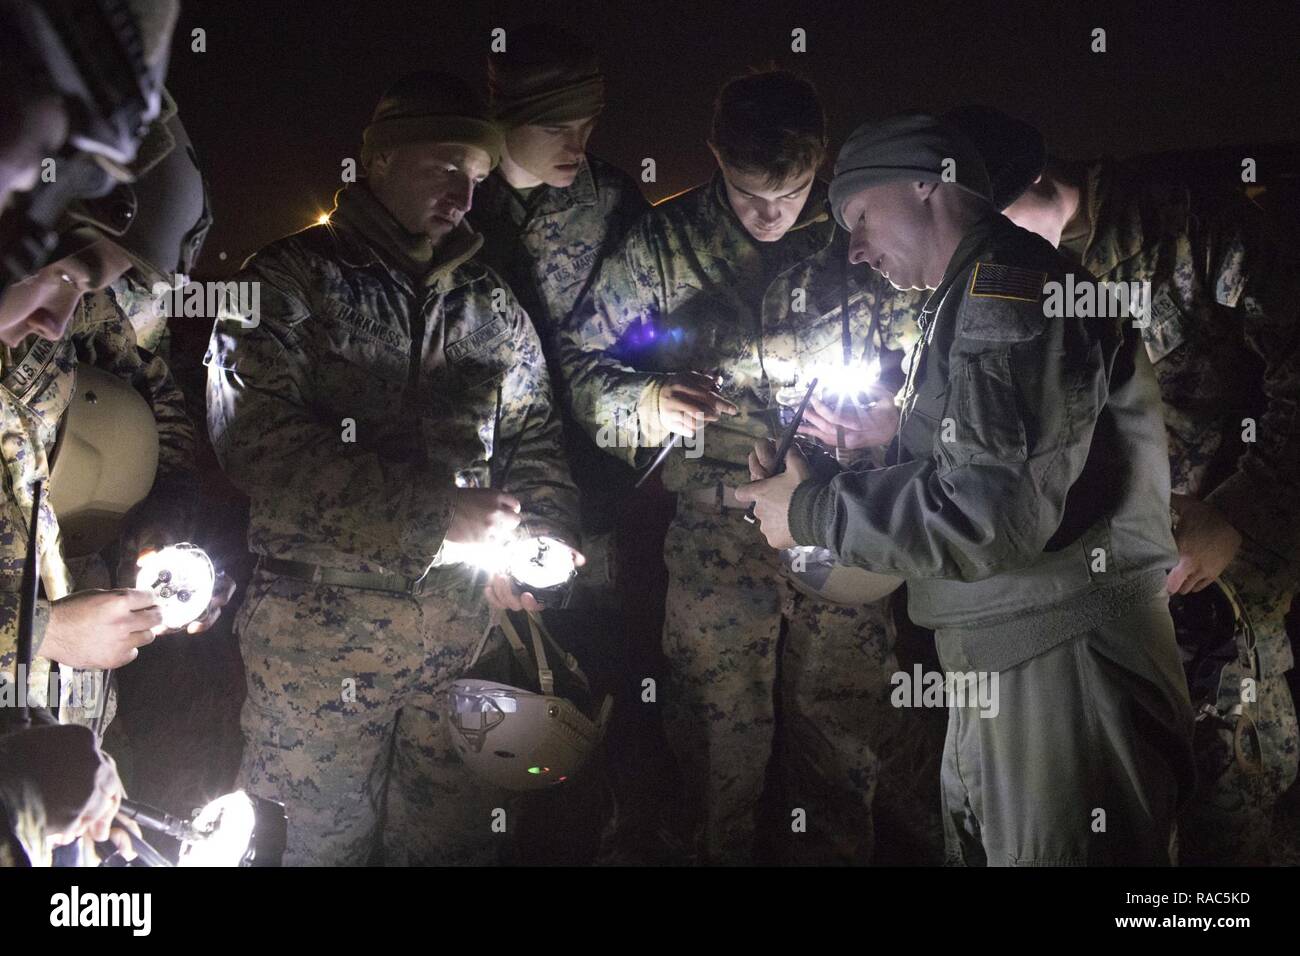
[636,378,670,447]
[18,598,55,661]
[416,496,460,567]
[788,478,832,548]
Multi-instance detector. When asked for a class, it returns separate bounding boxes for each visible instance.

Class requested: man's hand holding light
[798,384,900,450]
[736,438,813,549]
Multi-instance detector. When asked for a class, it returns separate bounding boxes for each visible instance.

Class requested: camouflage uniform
[559,174,930,864]
[108,274,173,358]
[474,155,648,593]
[206,184,579,866]
[474,155,650,857]
[0,291,197,731]
[473,156,647,355]
[1073,159,1300,864]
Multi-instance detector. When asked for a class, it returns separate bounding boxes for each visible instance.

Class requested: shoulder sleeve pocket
[938,350,1029,470]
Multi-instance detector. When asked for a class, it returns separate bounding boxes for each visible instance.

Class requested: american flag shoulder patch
[968,262,1048,302]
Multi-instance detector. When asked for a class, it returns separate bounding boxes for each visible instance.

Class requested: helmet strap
[494,610,595,697]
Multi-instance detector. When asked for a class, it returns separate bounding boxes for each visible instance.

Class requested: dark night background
[163,0,1300,277]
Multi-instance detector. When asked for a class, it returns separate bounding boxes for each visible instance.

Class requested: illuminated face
[712,152,816,243]
[368,141,492,244]
[0,240,132,347]
[501,116,598,189]
[842,181,937,291]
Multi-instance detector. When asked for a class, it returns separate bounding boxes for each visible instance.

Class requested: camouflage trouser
[1178,546,1299,865]
[235,568,506,866]
[660,499,929,865]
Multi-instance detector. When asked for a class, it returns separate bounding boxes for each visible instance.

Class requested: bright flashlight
[118,790,286,867]
[442,533,578,606]
[177,791,257,867]
[506,535,577,591]
[815,358,881,401]
[135,543,216,630]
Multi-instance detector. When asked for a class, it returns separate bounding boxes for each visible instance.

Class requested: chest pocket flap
[445,314,513,388]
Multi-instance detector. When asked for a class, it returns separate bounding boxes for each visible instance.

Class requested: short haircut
[710,69,826,187]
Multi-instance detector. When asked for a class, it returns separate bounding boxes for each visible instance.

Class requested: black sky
[164,0,1300,277]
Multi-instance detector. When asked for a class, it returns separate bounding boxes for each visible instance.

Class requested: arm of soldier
[563,169,650,332]
[786,297,1105,580]
[0,593,54,689]
[496,301,581,548]
[1199,204,1300,563]
[205,252,456,570]
[557,223,674,466]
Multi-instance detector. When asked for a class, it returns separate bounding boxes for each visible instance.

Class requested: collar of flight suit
[920,207,1008,324]
[1079,159,1146,279]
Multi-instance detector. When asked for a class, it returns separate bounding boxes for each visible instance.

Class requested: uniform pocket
[233,570,273,643]
[317,300,409,388]
[942,350,1028,468]
[443,314,514,391]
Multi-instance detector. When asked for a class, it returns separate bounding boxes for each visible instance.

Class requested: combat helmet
[449,611,612,790]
